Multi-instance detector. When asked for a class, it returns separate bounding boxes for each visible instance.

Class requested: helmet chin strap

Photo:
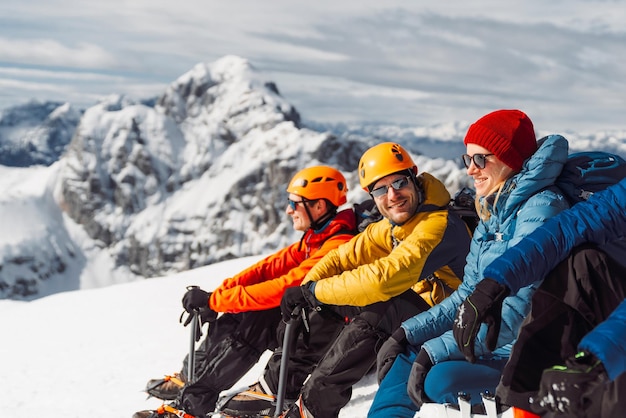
[297,200,338,250]
[304,199,337,231]
[309,209,336,231]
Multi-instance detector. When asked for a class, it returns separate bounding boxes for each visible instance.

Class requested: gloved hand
[377,327,409,383]
[530,351,608,417]
[407,348,434,409]
[280,284,320,322]
[182,287,211,313]
[197,306,218,324]
[180,287,217,342]
[453,278,510,363]
[181,305,218,329]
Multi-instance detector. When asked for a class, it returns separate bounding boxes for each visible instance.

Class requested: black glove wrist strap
[392,326,407,343]
[416,348,431,367]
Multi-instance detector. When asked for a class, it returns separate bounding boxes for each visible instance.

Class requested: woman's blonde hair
[474,157,519,221]
[475,181,508,221]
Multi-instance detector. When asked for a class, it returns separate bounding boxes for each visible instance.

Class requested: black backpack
[448,187,479,234]
[555,151,626,206]
[353,198,382,233]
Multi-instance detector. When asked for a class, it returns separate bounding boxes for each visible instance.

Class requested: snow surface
[1,251,517,418]
[0,255,385,418]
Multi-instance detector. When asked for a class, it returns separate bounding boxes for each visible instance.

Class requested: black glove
[280,284,320,322]
[453,278,509,363]
[530,351,608,417]
[182,287,211,313]
[407,348,434,409]
[377,327,409,383]
[197,306,218,324]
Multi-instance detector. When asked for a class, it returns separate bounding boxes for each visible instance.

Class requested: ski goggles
[462,153,494,169]
[370,176,412,199]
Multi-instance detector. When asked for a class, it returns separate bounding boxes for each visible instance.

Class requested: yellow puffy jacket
[303,173,471,307]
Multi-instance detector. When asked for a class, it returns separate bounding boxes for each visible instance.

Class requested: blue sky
[1,0,626,132]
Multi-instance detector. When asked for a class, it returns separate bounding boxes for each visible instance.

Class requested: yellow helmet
[287,165,348,207]
[358,142,417,191]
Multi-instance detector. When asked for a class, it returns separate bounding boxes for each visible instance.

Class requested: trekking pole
[274,307,308,417]
[187,308,198,384]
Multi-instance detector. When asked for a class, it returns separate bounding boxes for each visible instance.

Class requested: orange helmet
[358,142,417,191]
[287,165,348,207]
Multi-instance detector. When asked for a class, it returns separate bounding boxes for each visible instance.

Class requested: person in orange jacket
[133,165,357,418]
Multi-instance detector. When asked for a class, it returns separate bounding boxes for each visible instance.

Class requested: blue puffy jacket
[483,176,626,380]
[402,134,569,364]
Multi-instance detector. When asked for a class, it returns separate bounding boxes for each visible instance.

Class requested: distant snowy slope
[0,101,82,166]
[0,164,84,297]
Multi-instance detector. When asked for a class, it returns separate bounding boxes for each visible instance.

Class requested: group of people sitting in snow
[133,109,626,418]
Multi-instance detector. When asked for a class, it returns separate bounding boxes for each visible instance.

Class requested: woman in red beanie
[369,109,570,417]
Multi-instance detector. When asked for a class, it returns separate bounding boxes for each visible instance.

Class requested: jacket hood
[481,134,569,219]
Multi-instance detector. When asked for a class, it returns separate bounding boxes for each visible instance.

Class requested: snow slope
[0,256,382,418]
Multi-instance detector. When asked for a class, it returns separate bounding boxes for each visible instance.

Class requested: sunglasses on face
[462,153,494,169]
[287,198,307,210]
[370,176,412,199]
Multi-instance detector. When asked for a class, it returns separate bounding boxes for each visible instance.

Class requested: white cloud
[0,37,118,68]
[1,1,626,132]
[0,66,126,81]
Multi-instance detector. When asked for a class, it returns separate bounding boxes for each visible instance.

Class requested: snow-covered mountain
[0,101,82,166]
[55,57,368,279]
[0,55,473,300]
[1,54,625,301]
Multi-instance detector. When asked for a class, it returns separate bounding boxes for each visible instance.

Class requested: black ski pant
[178,308,282,416]
[262,309,347,400]
[263,290,431,418]
[496,245,626,418]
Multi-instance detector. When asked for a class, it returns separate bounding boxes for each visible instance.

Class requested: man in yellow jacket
[223,142,472,418]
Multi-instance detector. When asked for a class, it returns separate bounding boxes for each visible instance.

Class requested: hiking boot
[132,409,176,418]
[145,373,186,400]
[132,410,164,418]
[132,403,193,418]
[280,397,314,418]
[220,382,281,417]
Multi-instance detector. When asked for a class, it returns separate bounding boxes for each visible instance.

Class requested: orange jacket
[209,208,356,313]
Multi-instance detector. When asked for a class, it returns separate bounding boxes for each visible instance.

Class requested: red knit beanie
[463,109,537,172]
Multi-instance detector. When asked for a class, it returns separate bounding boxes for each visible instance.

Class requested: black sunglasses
[462,153,494,169]
[287,198,307,210]
[370,176,412,198]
